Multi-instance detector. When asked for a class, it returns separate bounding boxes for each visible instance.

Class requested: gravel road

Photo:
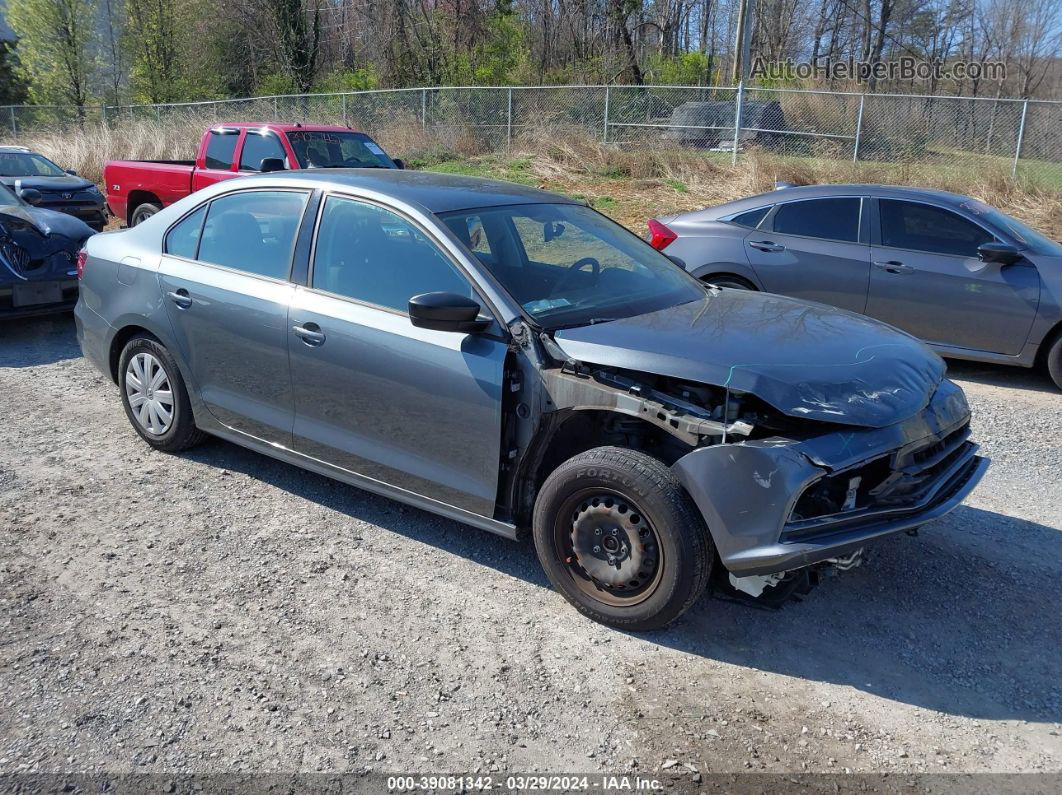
[1,314,1060,784]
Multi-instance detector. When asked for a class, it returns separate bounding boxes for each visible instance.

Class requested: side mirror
[667,254,687,269]
[65,169,78,176]
[392,158,405,170]
[18,187,42,205]
[259,157,286,173]
[409,292,490,333]
[977,242,1022,265]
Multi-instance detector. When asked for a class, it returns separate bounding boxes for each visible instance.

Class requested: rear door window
[197,190,308,279]
[239,132,287,172]
[203,130,239,170]
[771,198,861,243]
[879,200,994,257]
[165,205,207,259]
[730,207,770,228]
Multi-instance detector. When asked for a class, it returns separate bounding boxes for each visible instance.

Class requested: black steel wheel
[533,446,714,630]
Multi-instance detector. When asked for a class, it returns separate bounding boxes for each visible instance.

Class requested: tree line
[1,0,1058,110]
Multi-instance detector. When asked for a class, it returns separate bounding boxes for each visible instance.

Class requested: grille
[0,238,30,275]
[785,421,976,541]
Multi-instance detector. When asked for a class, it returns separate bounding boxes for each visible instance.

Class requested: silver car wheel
[125,352,174,435]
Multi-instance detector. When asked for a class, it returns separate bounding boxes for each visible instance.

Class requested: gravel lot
[1,314,1060,783]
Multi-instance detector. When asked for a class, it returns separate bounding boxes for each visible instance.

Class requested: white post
[342,94,348,126]
[852,94,866,162]
[421,89,427,129]
[9,107,16,136]
[603,85,611,143]
[273,96,279,118]
[1012,99,1029,178]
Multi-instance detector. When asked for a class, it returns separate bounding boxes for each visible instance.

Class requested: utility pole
[731,0,755,84]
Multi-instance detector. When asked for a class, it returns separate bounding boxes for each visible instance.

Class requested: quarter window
[879,200,994,257]
[771,198,861,243]
[730,207,770,228]
[165,205,207,258]
[239,133,287,172]
[203,131,239,170]
[312,195,473,312]
[197,190,307,279]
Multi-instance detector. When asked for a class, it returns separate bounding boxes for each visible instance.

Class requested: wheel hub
[570,496,657,591]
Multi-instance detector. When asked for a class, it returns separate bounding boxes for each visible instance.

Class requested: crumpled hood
[0,202,94,240]
[0,174,96,193]
[553,289,946,428]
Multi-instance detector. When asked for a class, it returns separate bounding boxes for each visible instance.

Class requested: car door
[157,188,310,443]
[191,128,241,192]
[864,198,1040,355]
[742,196,871,313]
[237,130,290,174]
[288,194,507,517]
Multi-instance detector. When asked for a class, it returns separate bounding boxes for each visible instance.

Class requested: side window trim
[162,187,312,283]
[763,196,866,244]
[875,197,999,257]
[306,191,500,322]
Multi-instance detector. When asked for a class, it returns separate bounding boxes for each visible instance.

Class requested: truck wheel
[532,446,714,631]
[118,335,206,452]
[1047,332,1062,391]
[130,202,161,226]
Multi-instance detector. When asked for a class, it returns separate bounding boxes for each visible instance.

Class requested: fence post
[273,96,279,118]
[101,104,107,128]
[731,81,745,165]
[603,85,610,143]
[1012,99,1029,178]
[342,93,348,126]
[9,107,16,136]
[852,94,866,162]
[421,89,427,130]
[506,87,513,151]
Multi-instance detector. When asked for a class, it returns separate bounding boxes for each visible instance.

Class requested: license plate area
[12,281,63,307]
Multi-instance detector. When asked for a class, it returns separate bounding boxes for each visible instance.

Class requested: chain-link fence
[2,86,1059,178]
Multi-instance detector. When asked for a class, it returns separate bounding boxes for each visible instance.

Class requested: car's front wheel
[1046,332,1062,392]
[118,335,205,452]
[532,446,714,631]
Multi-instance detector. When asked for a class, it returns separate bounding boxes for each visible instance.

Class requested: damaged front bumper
[671,380,988,576]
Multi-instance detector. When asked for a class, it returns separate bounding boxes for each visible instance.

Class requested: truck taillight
[76,249,88,279]
[647,219,677,251]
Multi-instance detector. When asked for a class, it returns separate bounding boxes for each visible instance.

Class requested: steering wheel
[554,257,601,292]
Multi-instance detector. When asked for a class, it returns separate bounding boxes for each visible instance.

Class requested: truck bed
[103,160,198,223]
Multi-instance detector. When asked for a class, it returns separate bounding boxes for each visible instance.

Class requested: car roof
[256,169,580,214]
[697,183,975,217]
[0,146,33,153]
[209,122,364,134]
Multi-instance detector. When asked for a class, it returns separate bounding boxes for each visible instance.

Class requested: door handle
[748,240,785,253]
[874,260,914,274]
[292,322,325,346]
[166,289,192,308]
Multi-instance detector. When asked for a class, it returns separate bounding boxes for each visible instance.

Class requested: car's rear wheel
[1046,332,1062,391]
[702,275,755,290]
[130,202,161,226]
[118,335,205,452]
[532,446,714,631]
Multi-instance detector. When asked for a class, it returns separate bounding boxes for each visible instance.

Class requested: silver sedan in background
[648,184,1062,390]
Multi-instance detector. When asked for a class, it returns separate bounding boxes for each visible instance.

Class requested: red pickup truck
[104,122,402,226]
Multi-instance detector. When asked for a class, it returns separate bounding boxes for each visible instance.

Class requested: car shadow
[944,357,1056,393]
[183,436,1060,725]
[0,312,82,367]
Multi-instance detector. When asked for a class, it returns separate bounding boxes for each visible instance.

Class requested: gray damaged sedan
[76,171,988,630]
[648,184,1062,389]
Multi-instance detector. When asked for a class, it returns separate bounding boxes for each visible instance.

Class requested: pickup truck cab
[104,122,400,226]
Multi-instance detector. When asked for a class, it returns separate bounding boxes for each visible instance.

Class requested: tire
[118,335,206,452]
[1046,333,1062,391]
[130,202,161,226]
[532,446,714,631]
[702,275,754,290]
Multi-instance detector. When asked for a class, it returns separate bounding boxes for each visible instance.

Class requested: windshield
[288,131,395,169]
[960,199,1062,256]
[0,151,66,178]
[441,203,705,329]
